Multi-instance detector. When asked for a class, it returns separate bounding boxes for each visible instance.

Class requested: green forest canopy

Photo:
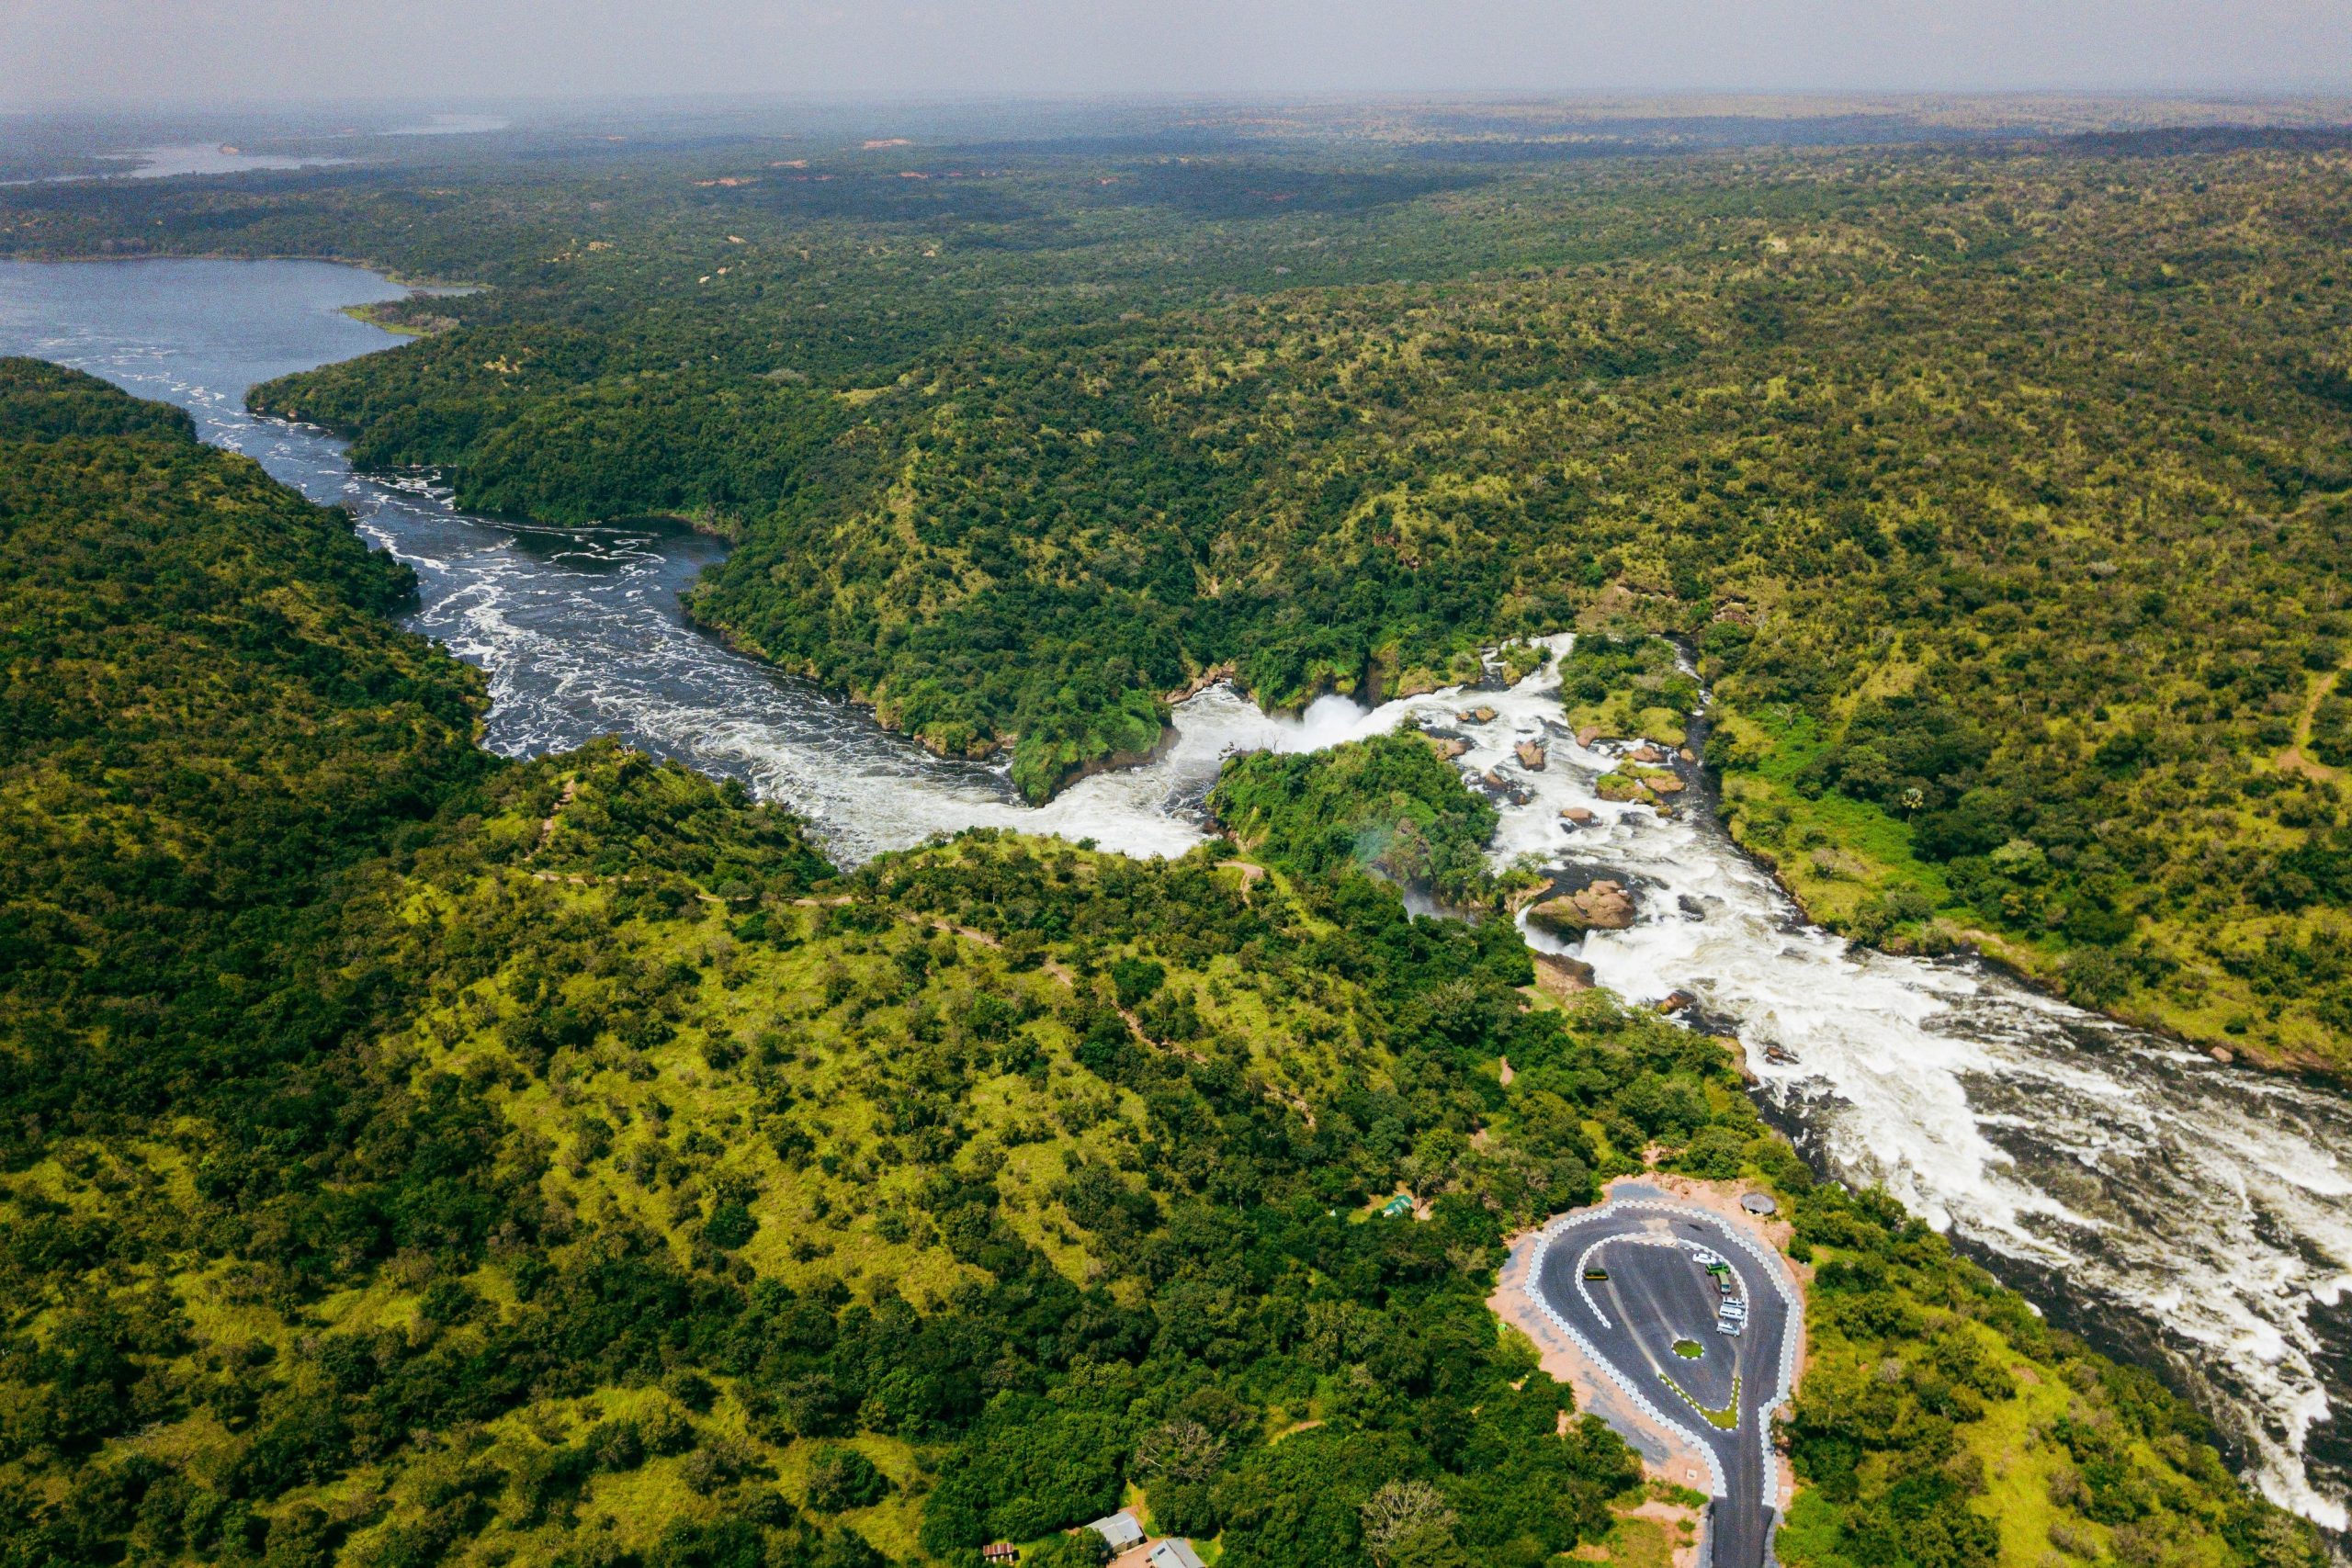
[8,125,2338,1062]
[0,363,2322,1567]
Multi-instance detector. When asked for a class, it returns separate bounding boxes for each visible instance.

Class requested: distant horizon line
[7,84,2352,117]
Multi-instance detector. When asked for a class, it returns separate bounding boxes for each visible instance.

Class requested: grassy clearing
[1569,1512,1680,1567]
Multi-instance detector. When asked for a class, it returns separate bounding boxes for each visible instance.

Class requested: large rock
[1531,950,1597,997]
[1515,739,1547,771]
[1559,806,1597,824]
[1527,879,1638,937]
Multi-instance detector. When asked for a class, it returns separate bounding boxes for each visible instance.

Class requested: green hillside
[52,132,2335,1063]
[0,363,2315,1566]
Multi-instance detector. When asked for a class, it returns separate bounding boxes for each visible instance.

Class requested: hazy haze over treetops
[6,0,2350,104]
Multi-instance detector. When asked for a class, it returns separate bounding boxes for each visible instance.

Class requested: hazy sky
[7,0,2350,106]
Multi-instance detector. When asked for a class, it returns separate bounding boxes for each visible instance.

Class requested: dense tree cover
[0,369,2315,1565]
[1556,637,1702,750]
[1770,1180,2322,1568]
[0,358,496,1166]
[1206,731,1518,910]
[18,123,2342,1056]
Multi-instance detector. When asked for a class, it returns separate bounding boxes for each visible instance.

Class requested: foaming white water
[1119,633,2352,1531]
[1428,649,2352,1531]
[387,511,2352,1531]
[12,257,2352,1531]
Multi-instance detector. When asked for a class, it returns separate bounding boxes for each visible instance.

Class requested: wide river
[9,256,2352,1531]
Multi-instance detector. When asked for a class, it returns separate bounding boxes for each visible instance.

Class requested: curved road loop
[1527,1197,1801,1568]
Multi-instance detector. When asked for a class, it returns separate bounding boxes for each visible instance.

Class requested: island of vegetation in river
[0,359,2323,1567]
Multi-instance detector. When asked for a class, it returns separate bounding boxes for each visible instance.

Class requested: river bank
[1704,696,2352,1082]
[8,253,2352,1534]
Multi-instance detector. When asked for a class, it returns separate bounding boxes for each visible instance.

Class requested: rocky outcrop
[1531,949,1597,997]
[1458,705,1498,724]
[1527,879,1638,937]
[1515,739,1547,771]
[1163,661,1238,704]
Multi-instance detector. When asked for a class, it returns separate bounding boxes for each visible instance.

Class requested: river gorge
[8,255,2352,1535]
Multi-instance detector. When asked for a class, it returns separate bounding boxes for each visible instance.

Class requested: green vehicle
[1584,1267,1610,1282]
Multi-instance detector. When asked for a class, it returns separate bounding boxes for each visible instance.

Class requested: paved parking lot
[1532,1202,1796,1568]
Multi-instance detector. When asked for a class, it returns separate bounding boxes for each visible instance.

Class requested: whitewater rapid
[8,257,2352,1532]
[1386,648,2352,1532]
[1151,648,2352,1530]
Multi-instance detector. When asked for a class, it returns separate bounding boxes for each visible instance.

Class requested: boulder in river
[1439,736,1470,759]
[1527,879,1637,936]
[1559,806,1597,824]
[1576,725,1610,747]
[1647,774,1685,794]
[1515,739,1547,771]
[1458,705,1498,724]
[1628,743,1668,764]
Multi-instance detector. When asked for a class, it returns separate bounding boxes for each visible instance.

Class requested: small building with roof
[1086,1511,1146,1553]
[1147,1541,1206,1568]
[1739,1190,1778,1216]
[979,1546,1018,1563]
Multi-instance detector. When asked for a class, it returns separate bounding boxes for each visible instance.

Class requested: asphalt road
[1534,1203,1795,1568]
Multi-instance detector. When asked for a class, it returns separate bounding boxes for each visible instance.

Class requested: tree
[1133,1419,1226,1486]
[1359,1479,1461,1568]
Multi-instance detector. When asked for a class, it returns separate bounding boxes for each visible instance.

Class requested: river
[7,256,2352,1533]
